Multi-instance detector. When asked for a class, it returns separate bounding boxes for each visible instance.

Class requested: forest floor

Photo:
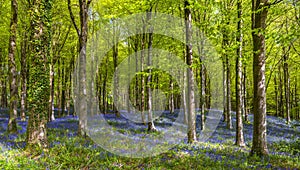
[0,108,299,169]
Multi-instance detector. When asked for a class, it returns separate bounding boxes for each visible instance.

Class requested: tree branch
[67,0,80,37]
[266,45,291,91]
[292,41,300,56]
[87,0,92,9]
[58,25,71,55]
[266,0,283,8]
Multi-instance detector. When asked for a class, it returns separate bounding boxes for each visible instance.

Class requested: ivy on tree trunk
[26,0,52,150]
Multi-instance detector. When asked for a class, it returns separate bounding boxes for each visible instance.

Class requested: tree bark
[243,66,248,121]
[7,0,18,134]
[169,79,175,113]
[61,60,66,116]
[20,30,28,122]
[147,11,156,132]
[49,62,55,121]
[26,0,52,150]
[235,0,245,147]
[112,20,120,117]
[225,43,233,129]
[274,74,279,117]
[141,30,146,124]
[185,0,197,143]
[278,62,284,117]
[205,69,211,110]
[68,0,92,137]
[102,59,108,114]
[251,0,269,156]
[57,59,61,117]
[283,47,290,124]
[200,51,206,131]
[222,58,228,122]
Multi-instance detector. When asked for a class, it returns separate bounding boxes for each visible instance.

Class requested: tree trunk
[57,59,61,117]
[7,0,18,134]
[49,62,55,121]
[274,74,279,117]
[169,79,175,113]
[179,10,188,125]
[251,0,269,156]
[283,47,290,124]
[147,11,156,132]
[278,62,284,117]
[183,67,188,125]
[196,30,206,131]
[20,30,28,122]
[205,70,211,110]
[102,61,108,114]
[61,60,66,117]
[185,0,197,143]
[235,0,245,147]
[200,56,205,131]
[226,47,233,129]
[141,32,146,124]
[113,20,120,117]
[68,0,92,137]
[243,66,248,121]
[26,0,52,150]
[195,10,206,130]
[78,44,87,137]
[222,59,228,122]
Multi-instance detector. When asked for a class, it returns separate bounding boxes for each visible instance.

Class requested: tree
[49,20,71,121]
[185,0,197,143]
[68,0,92,137]
[146,10,157,132]
[235,0,245,147]
[251,0,269,156]
[283,46,291,124]
[26,0,52,149]
[20,23,29,122]
[194,5,207,131]
[112,19,120,117]
[220,1,233,129]
[242,66,248,122]
[7,0,18,134]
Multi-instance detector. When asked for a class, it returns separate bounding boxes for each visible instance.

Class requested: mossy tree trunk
[26,0,52,150]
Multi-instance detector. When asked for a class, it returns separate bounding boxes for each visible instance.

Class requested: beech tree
[283,43,291,124]
[68,0,92,137]
[146,10,157,132]
[7,0,18,134]
[185,0,197,143]
[251,0,269,156]
[235,0,245,147]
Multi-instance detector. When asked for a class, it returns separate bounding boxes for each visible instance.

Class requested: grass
[1,130,299,169]
[0,113,299,169]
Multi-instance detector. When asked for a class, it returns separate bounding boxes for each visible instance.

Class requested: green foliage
[271,139,300,157]
[1,129,299,169]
